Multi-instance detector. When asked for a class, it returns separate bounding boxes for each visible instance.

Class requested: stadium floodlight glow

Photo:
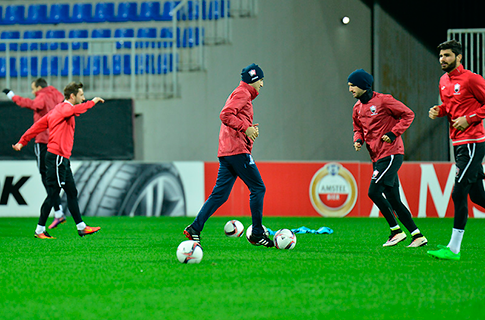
[342,16,350,25]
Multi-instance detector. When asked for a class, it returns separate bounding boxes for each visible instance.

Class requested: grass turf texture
[1,217,484,320]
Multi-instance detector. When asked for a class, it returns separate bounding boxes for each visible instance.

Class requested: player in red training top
[13,82,104,239]
[349,68,427,248]
[3,78,66,229]
[428,40,485,261]
[183,63,274,247]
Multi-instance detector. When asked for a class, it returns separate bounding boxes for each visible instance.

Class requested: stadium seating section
[0,1,222,77]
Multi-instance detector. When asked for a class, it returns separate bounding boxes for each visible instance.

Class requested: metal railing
[448,28,485,77]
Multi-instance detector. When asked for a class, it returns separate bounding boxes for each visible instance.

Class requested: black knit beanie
[347,69,373,90]
[241,63,264,83]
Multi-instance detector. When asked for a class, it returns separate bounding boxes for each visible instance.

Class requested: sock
[390,225,401,232]
[54,205,64,218]
[35,225,45,234]
[447,228,464,254]
[76,222,87,230]
[411,229,421,236]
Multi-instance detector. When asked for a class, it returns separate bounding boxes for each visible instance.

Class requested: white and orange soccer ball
[176,240,203,264]
[274,229,297,250]
[224,220,244,237]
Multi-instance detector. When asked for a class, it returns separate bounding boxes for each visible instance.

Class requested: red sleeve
[385,95,415,136]
[465,73,485,124]
[12,94,46,111]
[352,106,364,143]
[18,115,49,146]
[58,100,96,118]
[219,91,251,133]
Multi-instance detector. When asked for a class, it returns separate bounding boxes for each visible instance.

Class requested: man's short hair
[33,78,48,88]
[63,82,83,100]
[437,40,462,56]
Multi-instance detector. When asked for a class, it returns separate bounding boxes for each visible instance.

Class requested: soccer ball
[176,240,203,264]
[246,224,269,245]
[274,229,297,250]
[224,220,244,237]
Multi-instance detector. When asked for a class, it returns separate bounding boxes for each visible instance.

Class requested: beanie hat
[347,69,373,90]
[241,63,264,83]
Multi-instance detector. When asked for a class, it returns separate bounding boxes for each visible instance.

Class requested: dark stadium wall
[0,99,134,160]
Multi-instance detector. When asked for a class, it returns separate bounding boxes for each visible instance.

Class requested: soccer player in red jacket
[12,82,104,239]
[3,78,66,229]
[428,40,485,260]
[349,69,427,248]
[184,63,274,247]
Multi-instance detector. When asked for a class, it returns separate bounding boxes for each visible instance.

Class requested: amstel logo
[309,163,358,217]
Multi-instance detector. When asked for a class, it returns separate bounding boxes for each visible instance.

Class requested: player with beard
[428,40,485,260]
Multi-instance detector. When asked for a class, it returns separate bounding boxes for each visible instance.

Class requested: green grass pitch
[1,217,484,320]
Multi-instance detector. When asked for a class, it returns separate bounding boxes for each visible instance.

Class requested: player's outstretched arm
[92,97,105,104]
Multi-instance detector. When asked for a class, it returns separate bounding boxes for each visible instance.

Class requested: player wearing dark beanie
[349,69,427,248]
[241,63,264,84]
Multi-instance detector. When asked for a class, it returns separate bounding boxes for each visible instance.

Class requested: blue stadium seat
[40,56,61,76]
[112,54,131,75]
[21,30,43,51]
[136,1,161,21]
[0,31,21,51]
[61,55,83,76]
[2,5,25,25]
[92,29,112,38]
[112,2,137,22]
[20,57,39,77]
[24,4,48,24]
[160,28,181,48]
[0,57,19,77]
[208,0,220,20]
[136,28,157,48]
[42,30,68,51]
[90,55,110,75]
[156,53,173,74]
[90,3,115,23]
[115,28,135,49]
[159,1,181,21]
[46,4,70,24]
[182,1,200,21]
[69,29,88,50]
[69,3,92,23]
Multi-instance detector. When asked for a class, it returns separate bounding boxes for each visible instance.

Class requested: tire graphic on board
[61,162,186,217]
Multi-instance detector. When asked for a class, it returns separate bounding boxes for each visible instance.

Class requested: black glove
[3,88,10,94]
[384,132,397,142]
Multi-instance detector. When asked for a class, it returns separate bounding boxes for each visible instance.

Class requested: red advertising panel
[206,161,483,218]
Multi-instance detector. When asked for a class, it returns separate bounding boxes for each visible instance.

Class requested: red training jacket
[436,64,485,146]
[353,92,415,162]
[18,100,96,159]
[218,81,259,157]
[12,86,64,144]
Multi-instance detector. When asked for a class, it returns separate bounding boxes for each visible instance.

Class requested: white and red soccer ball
[245,224,269,245]
[274,229,297,250]
[224,220,244,237]
[176,240,203,264]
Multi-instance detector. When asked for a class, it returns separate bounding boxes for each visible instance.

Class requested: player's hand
[245,124,259,141]
[92,97,105,104]
[382,135,392,143]
[429,105,440,119]
[452,116,469,131]
[354,142,362,151]
[12,143,23,151]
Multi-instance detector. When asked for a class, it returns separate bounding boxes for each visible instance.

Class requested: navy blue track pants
[191,154,266,235]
